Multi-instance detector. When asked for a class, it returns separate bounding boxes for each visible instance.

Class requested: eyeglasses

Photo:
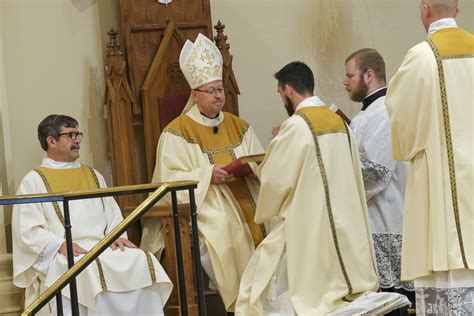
[194,87,225,95]
[58,131,83,141]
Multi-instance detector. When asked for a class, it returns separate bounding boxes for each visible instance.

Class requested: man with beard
[12,114,172,315]
[235,61,410,315]
[343,48,414,314]
[140,33,264,314]
[386,0,473,314]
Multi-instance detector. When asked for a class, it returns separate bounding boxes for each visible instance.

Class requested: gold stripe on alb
[95,258,108,291]
[427,38,468,268]
[33,169,65,226]
[295,112,353,295]
[86,166,100,188]
[143,250,157,284]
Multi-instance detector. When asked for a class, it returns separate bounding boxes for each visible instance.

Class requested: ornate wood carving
[215,21,240,116]
[103,29,141,244]
[119,0,212,121]
[141,21,190,180]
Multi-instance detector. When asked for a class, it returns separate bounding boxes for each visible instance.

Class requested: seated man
[141,33,265,313]
[236,62,409,315]
[12,114,172,315]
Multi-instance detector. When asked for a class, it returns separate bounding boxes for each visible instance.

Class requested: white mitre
[179,33,223,89]
[179,33,223,113]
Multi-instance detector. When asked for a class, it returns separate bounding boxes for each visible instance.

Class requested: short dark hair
[37,114,78,151]
[274,61,314,95]
[345,48,386,83]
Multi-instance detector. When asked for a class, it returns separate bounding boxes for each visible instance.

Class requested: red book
[222,154,265,177]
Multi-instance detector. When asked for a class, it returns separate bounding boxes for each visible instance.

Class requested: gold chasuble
[236,104,379,315]
[386,28,474,281]
[141,104,264,311]
[166,111,266,246]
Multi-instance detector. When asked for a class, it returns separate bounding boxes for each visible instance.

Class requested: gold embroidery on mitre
[179,33,223,89]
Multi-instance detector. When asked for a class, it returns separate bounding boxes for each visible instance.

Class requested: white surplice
[350,93,413,291]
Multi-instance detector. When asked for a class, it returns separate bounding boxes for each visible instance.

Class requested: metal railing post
[171,190,188,315]
[55,294,63,316]
[189,188,206,315]
[63,198,79,316]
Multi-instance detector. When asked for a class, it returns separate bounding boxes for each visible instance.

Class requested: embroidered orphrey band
[427,38,468,268]
[143,250,157,284]
[34,169,65,226]
[295,112,353,295]
[95,258,108,291]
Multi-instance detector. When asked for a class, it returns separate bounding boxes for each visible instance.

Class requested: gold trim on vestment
[33,169,65,226]
[225,178,266,247]
[166,113,265,246]
[86,166,100,188]
[34,165,115,288]
[295,111,353,295]
[164,113,250,154]
[427,38,468,268]
[95,258,108,291]
[442,54,474,60]
[143,250,157,284]
[162,128,199,145]
[164,124,250,155]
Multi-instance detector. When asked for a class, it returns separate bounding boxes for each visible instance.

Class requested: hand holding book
[222,154,265,178]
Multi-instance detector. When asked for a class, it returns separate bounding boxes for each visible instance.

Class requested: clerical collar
[42,157,81,169]
[199,111,222,127]
[295,95,325,111]
[428,18,457,38]
[362,87,387,111]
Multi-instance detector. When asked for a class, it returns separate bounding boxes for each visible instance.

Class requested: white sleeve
[31,237,64,275]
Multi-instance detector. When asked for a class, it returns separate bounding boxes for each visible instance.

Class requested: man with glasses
[12,114,172,314]
[141,33,264,314]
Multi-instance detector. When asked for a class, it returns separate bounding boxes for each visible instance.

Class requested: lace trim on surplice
[415,286,474,315]
[373,233,414,291]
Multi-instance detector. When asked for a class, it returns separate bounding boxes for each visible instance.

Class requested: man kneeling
[12,114,172,315]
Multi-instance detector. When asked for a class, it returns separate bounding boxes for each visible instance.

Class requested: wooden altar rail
[0,181,205,316]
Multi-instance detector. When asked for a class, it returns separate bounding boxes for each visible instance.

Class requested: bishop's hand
[211,166,231,184]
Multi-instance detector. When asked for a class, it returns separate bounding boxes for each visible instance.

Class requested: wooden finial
[106,28,121,57]
[214,21,231,64]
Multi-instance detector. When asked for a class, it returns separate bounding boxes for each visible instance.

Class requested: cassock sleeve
[255,117,308,224]
[152,131,213,209]
[12,172,59,288]
[242,125,265,174]
[386,43,436,161]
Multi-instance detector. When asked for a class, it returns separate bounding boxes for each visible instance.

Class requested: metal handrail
[1,180,203,316]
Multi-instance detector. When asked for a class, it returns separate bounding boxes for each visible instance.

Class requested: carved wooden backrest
[141,22,192,179]
[104,29,141,242]
[119,0,212,120]
[140,20,241,180]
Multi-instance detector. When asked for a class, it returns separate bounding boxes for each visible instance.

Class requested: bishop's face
[343,58,369,103]
[192,80,225,118]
